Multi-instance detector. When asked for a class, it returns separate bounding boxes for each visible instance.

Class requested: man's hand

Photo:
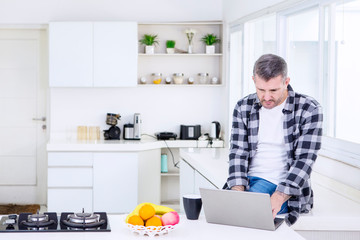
[231,185,245,191]
[270,191,290,218]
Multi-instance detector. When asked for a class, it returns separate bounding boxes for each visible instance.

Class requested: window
[242,14,277,97]
[333,1,360,144]
[228,0,360,166]
[286,8,320,100]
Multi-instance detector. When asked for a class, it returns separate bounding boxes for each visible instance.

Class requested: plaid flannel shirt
[227,85,323,226]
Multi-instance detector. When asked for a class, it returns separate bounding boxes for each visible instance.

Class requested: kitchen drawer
[48,168,93,187]
[48,188,93,212]
[48,152,93,167]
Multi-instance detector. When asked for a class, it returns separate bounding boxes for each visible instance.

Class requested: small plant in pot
[201,33,221,54]
[166,40,176,54]
[139,34,159,54]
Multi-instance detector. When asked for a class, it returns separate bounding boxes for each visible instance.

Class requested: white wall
[50,87,227,140]
[0,0,222,24]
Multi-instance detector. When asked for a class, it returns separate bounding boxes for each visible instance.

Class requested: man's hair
[253,54,287,81]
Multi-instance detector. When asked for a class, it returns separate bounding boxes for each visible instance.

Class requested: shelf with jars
[137,21,223,86]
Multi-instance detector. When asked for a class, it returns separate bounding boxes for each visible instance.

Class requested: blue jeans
[247,176,288,214]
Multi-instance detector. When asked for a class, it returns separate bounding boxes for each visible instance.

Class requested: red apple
[161,211,180,226]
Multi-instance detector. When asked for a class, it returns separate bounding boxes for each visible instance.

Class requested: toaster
[180,125,201,140]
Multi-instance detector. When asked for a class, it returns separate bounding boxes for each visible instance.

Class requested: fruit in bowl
[126,202,180,226]
[126,203,180,236]
[161,211,180,226]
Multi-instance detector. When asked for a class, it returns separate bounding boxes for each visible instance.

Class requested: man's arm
[271,191,290,218]
[276,103,323,204]
[231,185,245,191]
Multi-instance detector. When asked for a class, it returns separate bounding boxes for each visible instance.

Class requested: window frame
[227,0,360,167]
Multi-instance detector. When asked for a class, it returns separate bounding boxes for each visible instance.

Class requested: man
[227,54,322,225]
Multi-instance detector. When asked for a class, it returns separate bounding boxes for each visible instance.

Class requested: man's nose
[264,91,272,100]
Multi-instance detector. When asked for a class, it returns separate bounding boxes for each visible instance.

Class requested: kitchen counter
[47,138,224,152]
[0,214,304,240]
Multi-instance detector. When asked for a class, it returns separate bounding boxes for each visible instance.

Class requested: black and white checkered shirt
[227,85,323,226]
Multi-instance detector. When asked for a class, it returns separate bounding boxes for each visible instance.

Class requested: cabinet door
[48,188,93,212]
[49,22,93,87]
[93,152,138,213]
[93,22,137,87]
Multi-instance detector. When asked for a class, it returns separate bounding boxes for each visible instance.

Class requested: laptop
[199,188,285,231]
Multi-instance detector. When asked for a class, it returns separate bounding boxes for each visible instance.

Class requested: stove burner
[61,209,105,229]
[0,211,110,232]
[20,211,55,228]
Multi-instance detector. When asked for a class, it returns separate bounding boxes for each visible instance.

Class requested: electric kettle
[210,121,221,139]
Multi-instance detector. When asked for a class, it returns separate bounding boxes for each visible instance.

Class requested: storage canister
[198,73,209,84]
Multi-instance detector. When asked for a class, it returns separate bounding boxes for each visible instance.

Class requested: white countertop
[47,139,224,152]
[0,215,304,240]
[179,148,360,232]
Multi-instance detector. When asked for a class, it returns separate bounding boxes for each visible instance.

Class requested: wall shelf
[161,173,180,177]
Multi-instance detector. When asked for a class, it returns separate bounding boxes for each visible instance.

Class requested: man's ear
[285,77,290,86]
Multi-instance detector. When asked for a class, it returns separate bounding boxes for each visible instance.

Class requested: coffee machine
[103,113,121,140]
[123,113,141,140]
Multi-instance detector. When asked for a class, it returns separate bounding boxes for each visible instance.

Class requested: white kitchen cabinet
[49,21,137,87]
[48,150,161,213]
[93,152,138,213]
[93,22,137,87]
[47,152,93,212]
[48,188,93,213]
[49,22,93,87]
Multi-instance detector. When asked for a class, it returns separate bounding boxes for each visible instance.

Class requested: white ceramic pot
[166,48,175,54]
[206,45,215,54]
[145,45,154,54]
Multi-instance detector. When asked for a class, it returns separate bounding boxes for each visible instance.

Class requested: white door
[0,29,47,204]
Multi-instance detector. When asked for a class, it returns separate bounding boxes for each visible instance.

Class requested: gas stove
[0,209,110,232]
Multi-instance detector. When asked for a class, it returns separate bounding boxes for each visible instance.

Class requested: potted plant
[201,34,221,54]
[139,34,159,54]
[166,40,176,54]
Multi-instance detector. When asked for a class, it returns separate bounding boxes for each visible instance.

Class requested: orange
[145,216,163,227]
[127,215,144,226]
[139,204,156,220]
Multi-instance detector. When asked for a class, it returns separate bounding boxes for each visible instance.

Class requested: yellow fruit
[145,216,163,227]
[139,204,156,220]
[125,203,175,223]
[127,215,144,226]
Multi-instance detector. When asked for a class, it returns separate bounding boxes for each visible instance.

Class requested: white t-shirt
[248,100,288,185]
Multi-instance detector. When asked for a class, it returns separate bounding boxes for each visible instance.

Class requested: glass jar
[173,73,184,84]
[198,73,209,84]
[152,73,162,84]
